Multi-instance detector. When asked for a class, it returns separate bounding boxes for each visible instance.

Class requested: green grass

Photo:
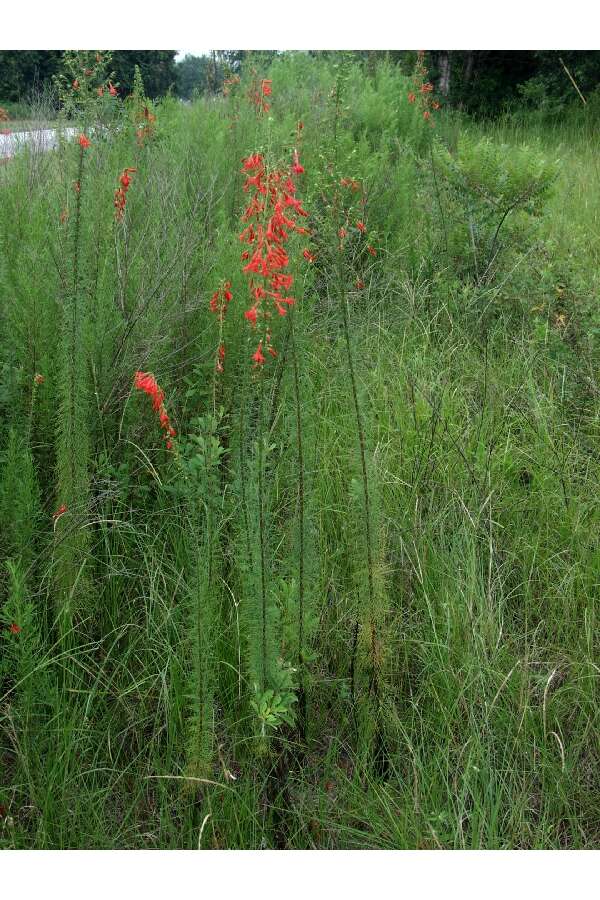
[0,52,599,849]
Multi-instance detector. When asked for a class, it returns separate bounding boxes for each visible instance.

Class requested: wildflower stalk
[55,136,92,642]
[290,312,307,739]
[334,190,381,723]
[257,379,268,695]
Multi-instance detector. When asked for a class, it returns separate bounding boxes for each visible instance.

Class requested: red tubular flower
[114,167,137,221]
[108,82,118,97]
[210,281,234,321]
[252,341,266,366]
[134,372,175,450]
[9,623,21,635]
[97,86,104,97]
[356,221,366,233]
[53,504,67,520]
[367,245,377,256]
[408,92,416,103]
[303,249,315,262]
[238,150,309,363]
[78,134,91,149]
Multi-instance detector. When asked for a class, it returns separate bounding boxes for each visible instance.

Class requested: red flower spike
[367,245,377,257]
[238,151,309,362]
[114,167,137,221]
[78,134,91,149]
[252,342,266,366]
[134,372,175,450]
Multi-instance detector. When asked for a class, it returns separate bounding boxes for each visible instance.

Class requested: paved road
[0,127,77,160]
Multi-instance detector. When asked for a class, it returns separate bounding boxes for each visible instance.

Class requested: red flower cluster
[136,106,156,147]
[9,623,21,635]
[79,133,91,149]
[223,73,241,97]
[114,167,137,221]
[239,150,309,363]
[209,281,233,321]
[247,71,272,114]
[134,371,176,450]
[209,281,234,373]
[53,504,67,521]
[408,51,441,125]
[340,177,361,191]
[333,180,378,287]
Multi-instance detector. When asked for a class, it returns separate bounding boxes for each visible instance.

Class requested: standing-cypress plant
[307,57,389,764]
[234,143,312,743]
[53,129,93,641]
[51,52,120,641]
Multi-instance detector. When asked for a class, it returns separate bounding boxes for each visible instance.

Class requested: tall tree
[110,51,177,98]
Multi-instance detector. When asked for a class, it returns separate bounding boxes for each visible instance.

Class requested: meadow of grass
[0,51,599,850]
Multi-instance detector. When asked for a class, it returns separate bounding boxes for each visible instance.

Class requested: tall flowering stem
[55,133,93,641]
[239,151,309,364]
[331,179,381,723]
[114,167,137,221]
[247,70,272,115]
[133,371,176,450]
[407,51,442,124]
[237,144,310,718]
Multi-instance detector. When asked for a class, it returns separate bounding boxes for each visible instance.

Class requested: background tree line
[0,50,178,102]
[1,49,600,116]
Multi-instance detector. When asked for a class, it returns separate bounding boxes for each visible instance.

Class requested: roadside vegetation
[0,50,599,849]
